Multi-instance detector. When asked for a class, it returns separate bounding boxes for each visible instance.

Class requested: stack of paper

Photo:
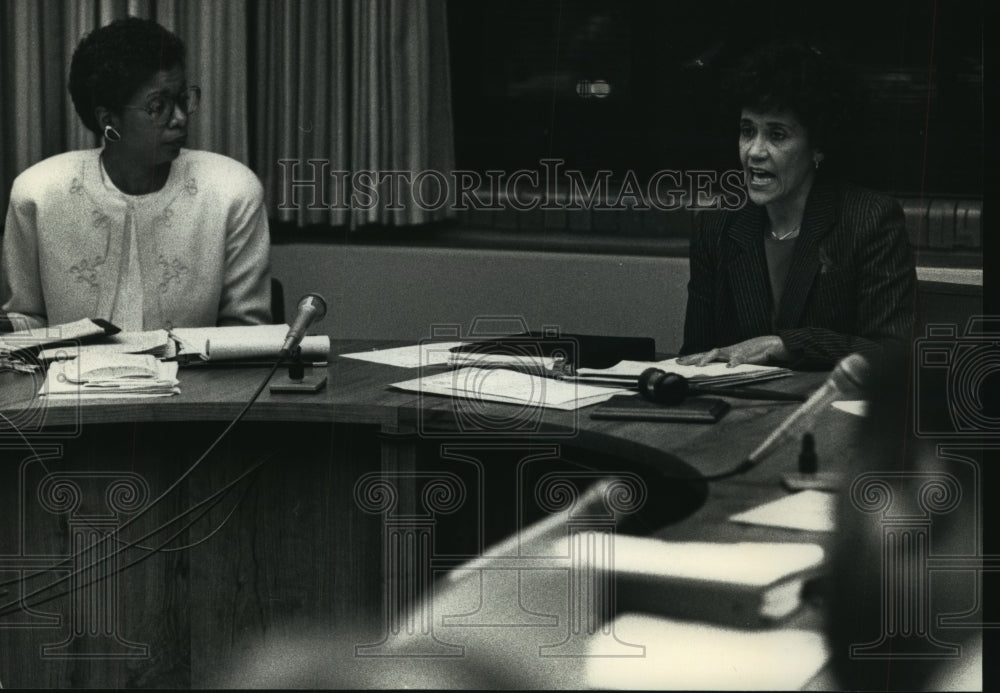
[0,318,118,357]
[40,353,180,398]
[447,352,558,371]
[586,613,829,690]
[580,536,826,625]
[575,357,792,388]
[391,367,631,410]
[38,329,173,361]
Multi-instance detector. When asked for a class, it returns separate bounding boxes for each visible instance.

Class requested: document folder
[449,332,655,369]
[590,394,730,423]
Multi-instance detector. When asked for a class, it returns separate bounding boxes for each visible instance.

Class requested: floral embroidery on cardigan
[91,209,112,230]
[157,255,190,292]
[68,256,106,289]
[151,207,175,233]
[150,164,196,230]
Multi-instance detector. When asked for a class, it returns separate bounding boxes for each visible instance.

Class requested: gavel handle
[689,385,807,402]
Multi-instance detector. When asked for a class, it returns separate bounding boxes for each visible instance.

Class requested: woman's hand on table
[676,336,793,367]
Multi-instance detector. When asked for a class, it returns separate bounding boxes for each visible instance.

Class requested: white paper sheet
[391,367,629,410]
[340,342,467,368]
[586,613,829,690]
[832,400,869,417]
[729,490,836,533]
[602,536,825,587]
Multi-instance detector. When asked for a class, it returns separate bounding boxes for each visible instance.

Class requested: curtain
[349,0,455,228]
[0,0,249,209]
[250,0,455,228]
[250,0,350,227]
[157,0,251,163]
[1,0,74,208]
[0,0,455,230]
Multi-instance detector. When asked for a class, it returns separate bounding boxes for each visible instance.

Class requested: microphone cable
[0,359,283,616]
[632,353,870,482]
[0,450,271,618]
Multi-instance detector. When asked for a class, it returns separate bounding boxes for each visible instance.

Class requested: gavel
[638,367,808,405]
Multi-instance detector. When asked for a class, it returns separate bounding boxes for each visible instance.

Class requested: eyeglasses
[123,86,201,126]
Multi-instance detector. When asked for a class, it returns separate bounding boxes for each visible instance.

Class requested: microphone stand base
[269,373,328,394]
[781,471,844,492]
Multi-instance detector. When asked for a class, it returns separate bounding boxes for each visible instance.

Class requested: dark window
[448,0,983,198]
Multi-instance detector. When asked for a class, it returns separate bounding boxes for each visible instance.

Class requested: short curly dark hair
[724,42,864,168]
[68,17,186,135]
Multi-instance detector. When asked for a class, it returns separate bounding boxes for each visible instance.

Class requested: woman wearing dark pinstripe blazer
[678,43,916,369]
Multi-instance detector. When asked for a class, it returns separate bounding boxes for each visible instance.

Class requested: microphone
[638,368,807,405]
[745,352,871,465]
[280,293,327,357]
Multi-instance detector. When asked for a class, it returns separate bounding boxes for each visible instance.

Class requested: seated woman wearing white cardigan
[1,17,270,332]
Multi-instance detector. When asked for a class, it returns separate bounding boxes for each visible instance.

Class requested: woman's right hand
[675,348,724,367]
[676,335,792,367]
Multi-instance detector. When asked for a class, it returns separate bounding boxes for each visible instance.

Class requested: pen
[447,353,576,381]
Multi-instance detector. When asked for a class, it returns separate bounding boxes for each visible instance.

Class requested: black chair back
[271,277,285,324]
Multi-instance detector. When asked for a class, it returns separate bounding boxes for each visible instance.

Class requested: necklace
[769,224,800,241]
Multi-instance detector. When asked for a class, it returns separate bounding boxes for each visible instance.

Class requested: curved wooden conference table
[0,339,830,470]
[0,339,853,689]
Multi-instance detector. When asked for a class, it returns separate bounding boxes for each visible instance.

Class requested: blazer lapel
[775,176,837,329]
[724,203,773,338]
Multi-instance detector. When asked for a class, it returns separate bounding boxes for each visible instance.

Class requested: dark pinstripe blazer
[680,174,917,368]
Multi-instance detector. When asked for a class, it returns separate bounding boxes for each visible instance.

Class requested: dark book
[589,394,730,423]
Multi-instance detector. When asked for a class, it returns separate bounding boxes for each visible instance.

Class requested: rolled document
[171,324,330,362]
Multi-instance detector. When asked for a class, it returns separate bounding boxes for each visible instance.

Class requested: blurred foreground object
[828,356,984,690]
